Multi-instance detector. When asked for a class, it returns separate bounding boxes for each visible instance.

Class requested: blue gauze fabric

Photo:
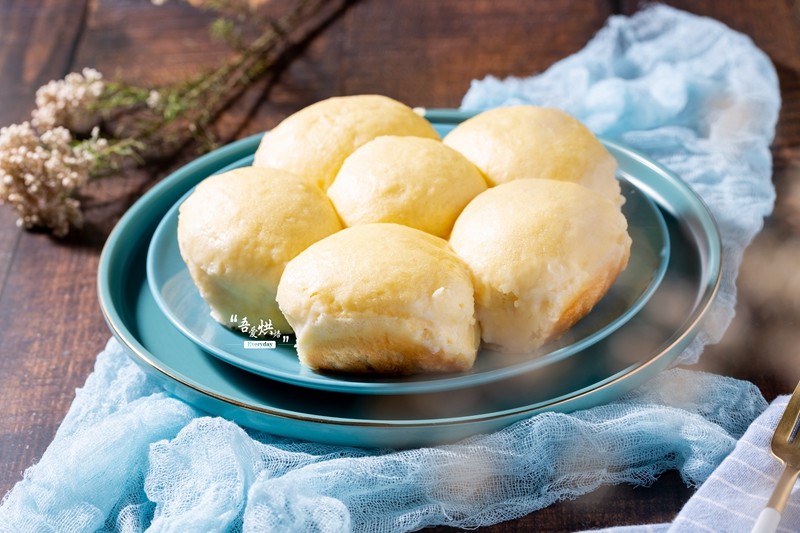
[0,344,769,533]
[0,5,781,532]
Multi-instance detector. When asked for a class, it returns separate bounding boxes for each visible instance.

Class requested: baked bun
[327,136,487,238]
[276,223,479,374]
[177,166,342,332]
[253,95,439,191]
[449,179,631,353]
[443,105,622,205]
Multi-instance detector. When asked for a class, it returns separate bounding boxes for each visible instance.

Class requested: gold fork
[752,380,800,533]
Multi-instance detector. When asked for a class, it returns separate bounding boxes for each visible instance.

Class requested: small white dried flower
[0,121,103,236]
[146,90,162,109]
[31,68,105,134]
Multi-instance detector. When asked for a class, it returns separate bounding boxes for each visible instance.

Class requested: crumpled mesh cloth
[0,5,781,533]
[0,339,768,532]
[461,4,779,366]
[583,395,800,533]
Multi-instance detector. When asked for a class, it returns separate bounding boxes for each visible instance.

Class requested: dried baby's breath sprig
[31,68,105,134]
[0,123,108,237]
[0,0,350,236]
[93,0,335,163]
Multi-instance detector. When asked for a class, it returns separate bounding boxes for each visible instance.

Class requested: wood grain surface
[1,1,799,531]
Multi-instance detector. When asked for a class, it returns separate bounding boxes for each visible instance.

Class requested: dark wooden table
[1,1,799,530]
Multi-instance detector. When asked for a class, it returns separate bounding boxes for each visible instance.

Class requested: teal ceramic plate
[146,161,669,395]
[98,110,721,447]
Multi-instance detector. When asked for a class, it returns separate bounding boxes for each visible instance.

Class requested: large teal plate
[98,110,721,447]
[146,157,669,394]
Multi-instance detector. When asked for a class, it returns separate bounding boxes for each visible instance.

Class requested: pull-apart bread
[178,97,632,375]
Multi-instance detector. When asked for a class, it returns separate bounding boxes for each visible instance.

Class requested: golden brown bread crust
[276,223,480,374]
[295,317,478,375]
[546,248,630,346]
[327,135,487,238]
[443,105,622,206]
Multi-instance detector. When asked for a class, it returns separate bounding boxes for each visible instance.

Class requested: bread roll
[443,105,622,205]
[449,179,631,353]
[177,166,342,333]
[276,223,480,374]
[253,95,439,191]
[327,136,487,238]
